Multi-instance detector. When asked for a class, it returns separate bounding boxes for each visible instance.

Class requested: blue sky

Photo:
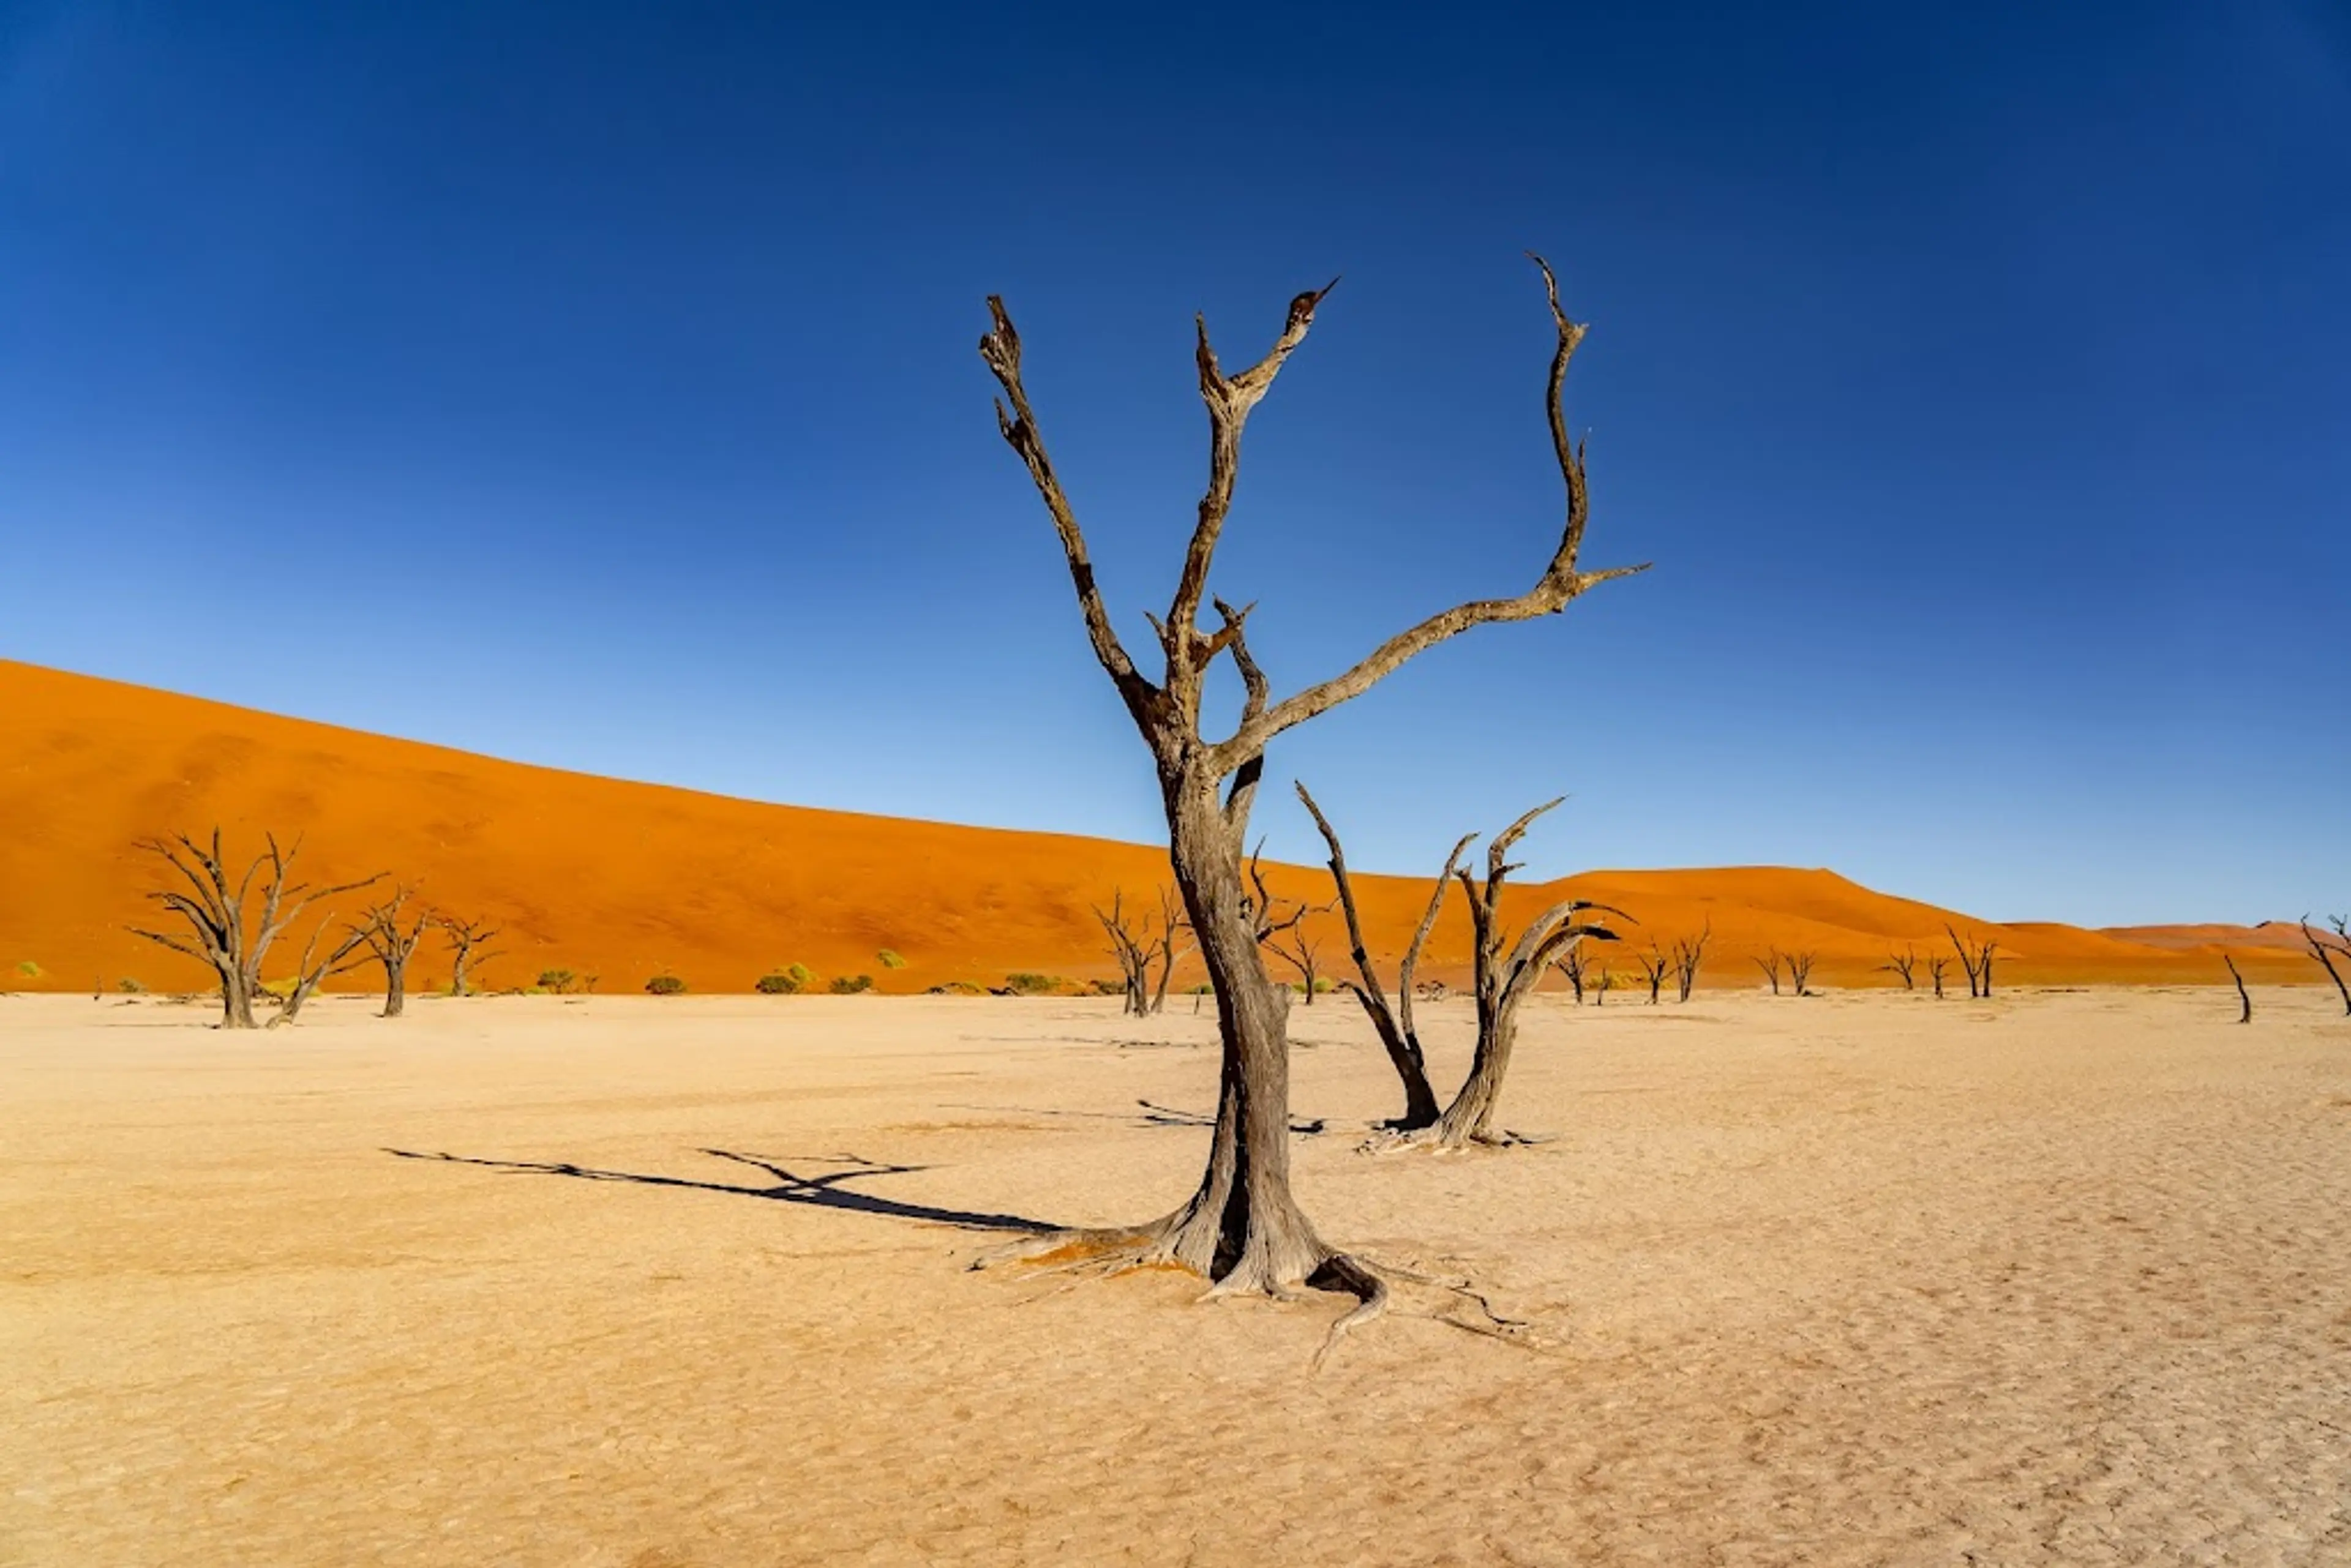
[4,0,2346,924]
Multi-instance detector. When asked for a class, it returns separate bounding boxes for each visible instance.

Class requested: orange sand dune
[0,660,2317,996]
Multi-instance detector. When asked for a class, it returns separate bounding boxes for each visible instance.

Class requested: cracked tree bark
[974,255,1645,1297]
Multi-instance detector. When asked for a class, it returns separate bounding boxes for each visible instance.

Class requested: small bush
[876,949,907,970]
[755,971,803,995]
[828,973,874,994]
[117,977,146,994]
[15,960,40,979]
[1002,972,1063,996]
[926,980,985,996]
[537,967,578,994]
[644,973,687,996]
[1089,978,1125,996]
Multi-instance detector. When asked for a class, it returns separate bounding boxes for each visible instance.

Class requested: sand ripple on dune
[3,989,2347,1565]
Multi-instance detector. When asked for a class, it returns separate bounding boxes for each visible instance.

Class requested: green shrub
[755,971,803,995]
[644,973,687,996]
[117,976,146,994]
[15,960,40,979]
[828,973,874,994]
[537,967,578,994]
[1089,978,1125,996]
[876,949,907,970]
[1002,972,1065,996]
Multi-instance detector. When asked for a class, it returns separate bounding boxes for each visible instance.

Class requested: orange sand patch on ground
[0,659,2321,997]
[4,989,2347,1564]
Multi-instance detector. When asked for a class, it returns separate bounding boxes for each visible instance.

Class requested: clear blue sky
[4,1,2345,924]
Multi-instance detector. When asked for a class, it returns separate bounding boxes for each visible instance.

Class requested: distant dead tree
[2301,916,2351,1016]
[1879,947,1918,991]
[1670,922,1711,1002]
[1754,948,1784,996]
[1554,942,1589,1003]
[1248,853,1333,1005]
[1634,942,1672,1004]
[1785,950,1818,997]
[128,830,380,1029]
[351,888,432,1017]
[433,913,503,997]
[1299,786,1622,1144]
[1146,885,1191,1014]
[1591,964,1614,1007]
[975,253,1644,1304]
[1947,925,1999,999]
[1928,955,1950,999]
[1095,885,1194,1016]
[2223,953,2251,1024]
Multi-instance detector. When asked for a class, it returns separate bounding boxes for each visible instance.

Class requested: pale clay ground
[4,986,2347,1567]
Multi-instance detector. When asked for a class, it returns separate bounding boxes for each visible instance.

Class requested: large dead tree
[1299,787,1621,1146]
[2301,916,2351,1016]
[128,830,380,1029]
[1671,922,1710,1002]
[433,912,503,997]
[977,256,1644,1298]
[353,888,432,1017]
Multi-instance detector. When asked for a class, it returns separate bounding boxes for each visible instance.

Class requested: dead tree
[976,255,1645,1297]
[127,830,380,1029]
[276,916,374,1024]
[1635,942,1671,1004]
[2301,916,2351,1016]
[433,913,502,997]
[352,888,432,1017]
[1591,964,1614,1007]
[1554,943,1588,1003]
[1247,852,1332,1005]
[1754,948,1784,996]
[1295,782,1451,1128]
[1947,925,1998,999]
[1147,885,1191,1014]
[1435,801,1624,1144]
[1928,955,1950,999]
[1671,922,1710,1002]
[1880,947,1918,991]
[1093,890,1155,1015]
[2224,953,2251,1024]
[1786,950,1818,997]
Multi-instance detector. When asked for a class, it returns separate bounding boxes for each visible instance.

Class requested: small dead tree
[1928,955,1950,999]
[975,253,1644,1300]
[1785,950,1818,997]
[1880,947,1918,991]
[1247,853,1332,1005]
[2223,953,2251,1024]
[353,888,433,1018]
[2301,916,2351,1016]
[1147,885,1191,1015]
[1093,890,1155,1015]
[1635,942,1671,1004]
[1947,925,1998,999]
[1554,943,1588,1003]
[433,913,503,997]
[128,830,380,1029]
[276,915,375,1024]
[1754,948,1784,996]
[1670,921,1710,1002]
[1591,964,1614,1007]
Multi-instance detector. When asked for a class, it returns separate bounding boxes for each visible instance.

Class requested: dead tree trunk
[2224,953,2251,1023]
[1755,948,1783,996]
[1093,890,1153,1015]
[129,830,380,1029]
[276,916,374,1024]
[1929,955,1949,999]
[1297,782,1450,1129]
[1786,950,1818,997]
[433,913,502,998]
[1637,943,1670,1004]
[353,888,432,1018]
[1948,925,1991,999]
[2300,917,2351,1016]
[1431,801,1622,1147]
[1147,886,1190,1015]
[1880,947,1918,991]
[1554,944,1588,1003]
[1591,965,1613,1006]
[1671,921,1710,1002]
[975,255,1645,1296]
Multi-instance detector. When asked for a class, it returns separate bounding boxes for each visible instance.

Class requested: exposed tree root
[1354,1125,1559,1155]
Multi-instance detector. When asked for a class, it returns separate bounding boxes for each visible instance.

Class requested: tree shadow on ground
[384,1146,1054,1234]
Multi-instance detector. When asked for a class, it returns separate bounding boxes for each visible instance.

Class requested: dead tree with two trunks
[1096,887,1198,1016]
[1948,925,1999,999]
[2301,916,2350,1016]
[128,830,381,1029]
[1299,788,1623,1144]
[1671,922,1710,1002]
[353,887,433,1018]
[975,255,1644,1301]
